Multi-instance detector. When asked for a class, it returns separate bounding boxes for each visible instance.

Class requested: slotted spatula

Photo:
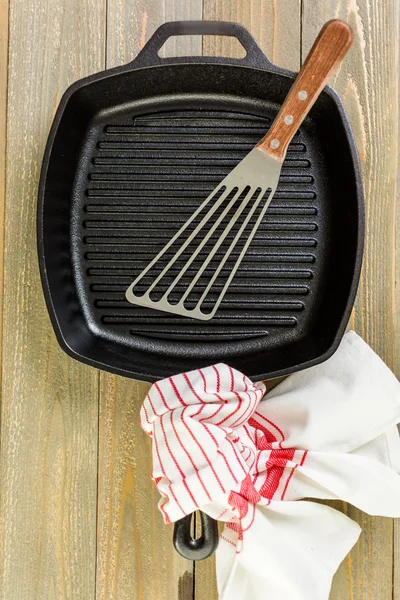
[126,20,353,320]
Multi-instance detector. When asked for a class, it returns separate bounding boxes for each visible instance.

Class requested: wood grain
[395,24,400,597]
[97,376,194,600]
[0,0,8,406]
[393,1,400,594]
[195,2,301,597]
[302,2,399,598]
[0,2,398,600]
[259,19,354,161]
[202,0,301,69]
[106,0,202,69]
[0,0,105,598]
[96,3,202,599]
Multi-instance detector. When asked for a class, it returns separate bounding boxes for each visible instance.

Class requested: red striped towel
[141,332,400,600]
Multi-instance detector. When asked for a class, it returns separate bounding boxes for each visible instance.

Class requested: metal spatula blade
[126,20,353,321]
[125,148,280,320]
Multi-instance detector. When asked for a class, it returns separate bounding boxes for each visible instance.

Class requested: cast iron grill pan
[38,23,363,391]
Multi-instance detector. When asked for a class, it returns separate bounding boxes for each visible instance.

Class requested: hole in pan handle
[173,511,219,561]
[129,20,275,70]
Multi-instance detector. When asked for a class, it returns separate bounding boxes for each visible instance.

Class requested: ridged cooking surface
[82,110,318,342]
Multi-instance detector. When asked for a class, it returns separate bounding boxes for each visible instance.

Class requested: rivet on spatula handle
[257,19,354,163]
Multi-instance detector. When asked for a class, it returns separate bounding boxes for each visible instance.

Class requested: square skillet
[37,21,364,383]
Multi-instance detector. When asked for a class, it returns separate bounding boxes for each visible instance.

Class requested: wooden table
[0,1,399,598]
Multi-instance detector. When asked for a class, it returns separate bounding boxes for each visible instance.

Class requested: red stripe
[227,520,240,532]
[183,372,205,403]
[254,426,262,447]
[230,375,255,427]
[185,373,227,437]
[227,521,244,546]
[243,502,256,533]
[141,403,152,427]
[182,479,199,507]
[215,391,244,427]
[228,490,248,518]
[154,382,173,410]
[199,402,224,423]
[220,534,236,548]
[280,450,308,500]
[217,450,238,484]
[228,366,235,391]
[192,404,205,418]
[212,365,221,393]
[183,480,199,508]
[241,374,252,401]
[248,417,278,445]
[259,455,283,499]
[169,411,212,502]
[243,446,251,463]
[242,445,255,467]
[243,424,255,444]
[158,417,185,479]
[169,378,188,407]
[159,415,198,508]
[252,445,262,489]
[147,393,161,417]
[159,498,171,524]
[254,411,285,444]
[259,449,296,500]
[230,398,251,428]
[180,407,226,493]
[153,425,172,523]
[185,405,220,449]
[198,369,207,394]
[217,508,230,520]
[240,473,261,504]
[270,448,298,463]
[198,368,225,402]
[231,387,259,428]
[226,438,247,477]
[167,484,186,517]
[198,420,218,447]
[153,424,168,480]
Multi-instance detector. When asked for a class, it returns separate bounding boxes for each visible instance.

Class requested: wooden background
[0,0,399,598]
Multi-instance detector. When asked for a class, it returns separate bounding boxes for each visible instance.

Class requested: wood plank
[96,4,202,599]
[393,7,400,598]
[196,2,301,597]
[0,0,8,404]
[0,0,105,598]
[97,377,194,600]
[302,2,399,599]
[106,0,202,67]
[202,0,301,69]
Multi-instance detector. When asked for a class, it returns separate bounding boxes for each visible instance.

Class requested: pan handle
[129,21,275,70]
[173,511,219,561]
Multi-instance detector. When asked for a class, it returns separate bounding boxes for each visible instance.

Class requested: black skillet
[37,21,364,561]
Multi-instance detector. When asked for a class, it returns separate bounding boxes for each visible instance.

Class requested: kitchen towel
[141,331,400,599]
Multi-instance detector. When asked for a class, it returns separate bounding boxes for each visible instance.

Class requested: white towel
[141,331,400,599]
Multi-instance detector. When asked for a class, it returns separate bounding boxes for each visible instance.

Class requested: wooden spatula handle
[257,19,353,162]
